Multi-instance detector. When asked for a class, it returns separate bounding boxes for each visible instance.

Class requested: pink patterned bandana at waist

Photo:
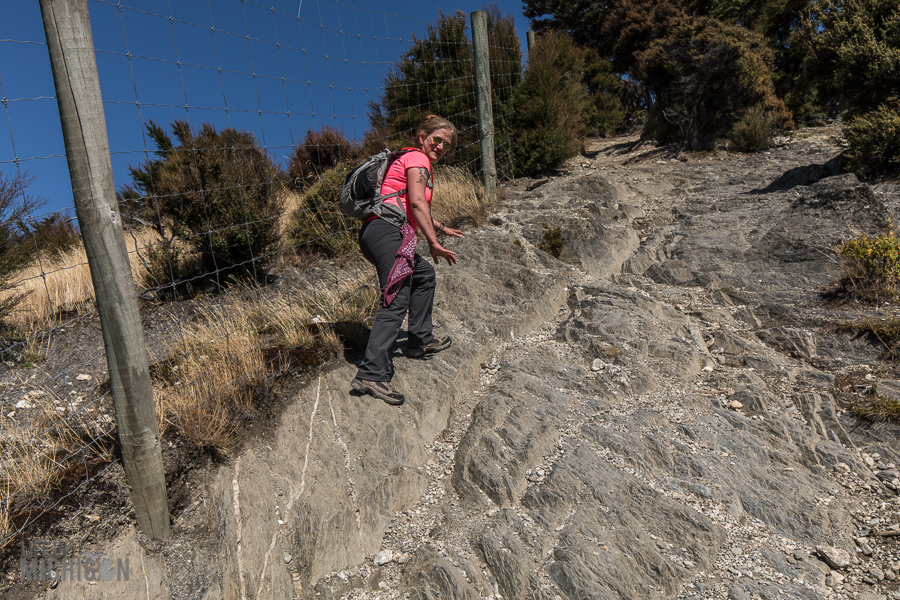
[383,223,416,307]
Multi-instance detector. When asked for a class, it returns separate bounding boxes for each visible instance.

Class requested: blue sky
[0,0,531,219]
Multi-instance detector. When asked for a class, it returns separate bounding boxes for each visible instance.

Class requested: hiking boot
[351,378,405,405]
[407,335,452,358]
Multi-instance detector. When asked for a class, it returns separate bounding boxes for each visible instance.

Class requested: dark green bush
[539,226,564,257]
[286,161,358,258]
[729,107,773,153]
[368,6,522,174]
[119,120,282,294]
[512,32,592,176]
[636,16,792,149]
[583,50,626,136]
[288,125,363,191]
[805,0,900,121]
[843,103,900,180]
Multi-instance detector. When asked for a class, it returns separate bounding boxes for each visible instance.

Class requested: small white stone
[374,550,393,566]
[283,554,292,564]
[76,374,92,381]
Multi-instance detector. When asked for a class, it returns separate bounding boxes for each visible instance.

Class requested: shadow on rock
[748,156,845,194]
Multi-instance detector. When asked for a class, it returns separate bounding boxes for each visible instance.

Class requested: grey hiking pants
[355,217,436,382]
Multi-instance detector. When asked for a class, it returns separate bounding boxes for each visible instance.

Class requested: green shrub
[288,125,363,190]
[729,107,773,153]
[513,32,592,176]
[844,104,900,180]
[583,50,626,136]
[370,7,522,174]
[286,162,358,258]
[839,229,900,302]
[805,0,900,121]
[119,120,283,294]
[539,226,564,257]
[636,16,792,150]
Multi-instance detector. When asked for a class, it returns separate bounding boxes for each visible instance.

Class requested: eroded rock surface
[30,126,900,600]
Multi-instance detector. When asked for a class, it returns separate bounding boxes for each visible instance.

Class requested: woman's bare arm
[406,166,456,265]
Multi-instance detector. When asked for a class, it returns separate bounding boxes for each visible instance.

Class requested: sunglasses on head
[431,135,452,149]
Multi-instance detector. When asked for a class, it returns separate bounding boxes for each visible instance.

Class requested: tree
[636,16,793,149]
[583,50,627,135]
[370,5,522,175]
[524,0,621,53]
[512,32,593,175]
[119,120,282,294]
[805,0,900,119]
[376,10,476,163]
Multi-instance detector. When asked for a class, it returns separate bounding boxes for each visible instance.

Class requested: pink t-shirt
[380,149,432,231]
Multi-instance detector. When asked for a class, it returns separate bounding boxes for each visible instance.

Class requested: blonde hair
[415,115,457,149]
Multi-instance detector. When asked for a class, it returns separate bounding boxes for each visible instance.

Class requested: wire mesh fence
[0,0,522,547]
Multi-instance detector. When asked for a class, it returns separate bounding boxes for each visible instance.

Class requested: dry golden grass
[154,300,267,450]
[151,263,375,450]
[0,503,9,549]
[431,165,490,228]
[1,228,161,334]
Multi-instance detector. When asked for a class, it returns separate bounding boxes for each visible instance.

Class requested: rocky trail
[13,124,900,600]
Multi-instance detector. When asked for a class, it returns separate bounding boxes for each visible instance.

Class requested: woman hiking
[351,115,463,405]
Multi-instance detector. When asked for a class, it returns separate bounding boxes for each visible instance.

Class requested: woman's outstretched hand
[440,226,464,238]
[429,242,457,266]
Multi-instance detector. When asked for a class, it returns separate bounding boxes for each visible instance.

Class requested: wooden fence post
[470,10,497,204]
[39,0,171,539]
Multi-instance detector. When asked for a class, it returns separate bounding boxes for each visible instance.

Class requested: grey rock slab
[815,545,851,569]
[728,387,779,415]
[403,546,483,600]
[44,528,172,600]
[473,520,533,600]
[728,578,825,600]
[755,326,818,359]
[875,380,900,402]
[520,445,724,599]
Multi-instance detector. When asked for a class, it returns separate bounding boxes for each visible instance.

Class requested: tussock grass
[432,165,490,228]
[849,390,900,421]
[0,503,9,550]
[152,265,375,451]
[0,228,160,334]
[154,301,268,451]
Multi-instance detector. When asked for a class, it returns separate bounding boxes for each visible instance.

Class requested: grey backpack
[339,148,416,228]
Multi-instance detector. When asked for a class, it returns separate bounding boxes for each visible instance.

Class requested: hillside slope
[15,124,900,600]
